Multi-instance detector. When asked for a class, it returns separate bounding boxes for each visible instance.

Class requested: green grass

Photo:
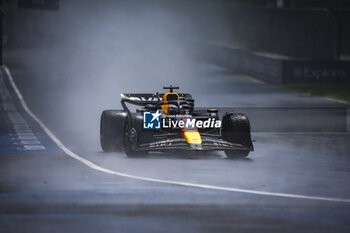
[282,84,350,103]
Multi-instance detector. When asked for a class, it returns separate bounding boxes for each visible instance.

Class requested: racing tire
[123,114,148,158]
[100,110,127,152]
[222,113,253,159]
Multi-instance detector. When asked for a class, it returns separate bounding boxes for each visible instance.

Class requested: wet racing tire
[222,113,253,158]
[100,110,127,152]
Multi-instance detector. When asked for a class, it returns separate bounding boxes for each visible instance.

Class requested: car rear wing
[120,93,161,106]
[120,93,192,105]
[120,93,193,114]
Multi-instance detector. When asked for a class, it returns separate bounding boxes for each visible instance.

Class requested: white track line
[4,65,350,204]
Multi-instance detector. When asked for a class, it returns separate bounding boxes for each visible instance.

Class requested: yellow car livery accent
[162,92,179,102]
[161,92,180,115]
[161,104,170,115]
[182,130,202,144]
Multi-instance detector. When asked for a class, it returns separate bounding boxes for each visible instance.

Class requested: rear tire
[222,113,253,159]
[100,110,127,152]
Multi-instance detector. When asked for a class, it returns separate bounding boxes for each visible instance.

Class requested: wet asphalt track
[1,50,350,233]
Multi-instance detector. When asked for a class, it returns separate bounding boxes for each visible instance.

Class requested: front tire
[100,110,127,152]
[222,113,253,159]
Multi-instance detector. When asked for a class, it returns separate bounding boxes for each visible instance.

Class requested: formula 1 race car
[100,86,254,158]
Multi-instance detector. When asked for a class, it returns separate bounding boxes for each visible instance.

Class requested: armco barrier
[200,43,350,84]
